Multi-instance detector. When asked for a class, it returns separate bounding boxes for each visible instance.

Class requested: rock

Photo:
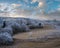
[11,22,30,33]
[20,23,30,32]
[5,20,16,26]
[16,18,28,25]
[0,32,13,45]
[2,21,6,28]
[26,19,43,29]
[3,26,13,36]
[9,22,22,34]
[16,19,30,31]
[5,20,30,33]
[5,18,43,32]
[0,18,4,28]
[5,18,43,29]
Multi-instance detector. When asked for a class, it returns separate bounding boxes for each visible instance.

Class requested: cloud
[0,3,11,17]
[38,2,44,7]
[0,0,60,19]
[32,0,37,3]
[0,0,46,17]
[31,0,45,7]
[0,3,8,11]
[12,8,34,16]
[11,3,22,8]
[0,3,13,12]
[0,2,45,17]
[0,3,23,17]
[47,10,60,16]
[57,8,60,11]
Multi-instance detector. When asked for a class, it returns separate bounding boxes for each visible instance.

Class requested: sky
[0,0,60,20]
